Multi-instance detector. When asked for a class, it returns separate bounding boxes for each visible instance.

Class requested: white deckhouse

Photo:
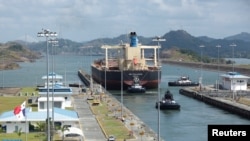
[220,72,250,91]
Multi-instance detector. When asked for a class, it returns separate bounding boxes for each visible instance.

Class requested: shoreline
[162,59,250,76]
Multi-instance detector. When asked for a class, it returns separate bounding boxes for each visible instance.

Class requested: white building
[42,72,64,87]
[38,85,73,107]
[0,108,79,133]
[38,97,66,111]
[220,72,250,91]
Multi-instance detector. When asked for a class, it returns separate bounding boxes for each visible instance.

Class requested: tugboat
[168,76,199,87]
[127,76,146,93]
[155,90,180,110]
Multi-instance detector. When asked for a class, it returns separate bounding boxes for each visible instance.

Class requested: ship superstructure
[91,32,161,90]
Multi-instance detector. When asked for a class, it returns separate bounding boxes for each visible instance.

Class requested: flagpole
[25,102,27,141]
[24,100,27,141]
[13,100,27,140]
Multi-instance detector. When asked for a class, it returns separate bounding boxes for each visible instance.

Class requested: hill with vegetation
[0,42,42,70]
[158,30,250,58]
[23,30,250,59]
[1,30,249,71]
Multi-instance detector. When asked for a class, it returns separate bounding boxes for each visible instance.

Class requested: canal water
[1,55,249,141]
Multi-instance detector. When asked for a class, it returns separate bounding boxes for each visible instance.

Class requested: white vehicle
[107,135,116,141]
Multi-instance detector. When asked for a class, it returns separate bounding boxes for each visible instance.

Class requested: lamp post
[199,45,205,91]
[118,47,124,119]
[230,43,237,72]
[48,38,59,138]
[37,29,57,141]
[230,43,237,101]
[1,55,4,88]
[153,36,165,141]
[216,45,221,91]
[88,46,94,93]
[104,48,108,91]
[121,49,123,119]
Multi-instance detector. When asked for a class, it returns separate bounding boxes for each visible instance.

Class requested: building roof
[38,97,65,102]
[38,85,73,95]
[0,107,78,122]
[220,72,250,79]
[42,72,63,80]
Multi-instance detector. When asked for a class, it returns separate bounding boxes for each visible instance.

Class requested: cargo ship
[91,32,161,90]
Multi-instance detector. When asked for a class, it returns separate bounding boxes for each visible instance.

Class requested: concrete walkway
[72,91,159,141]
[73,94,106,141]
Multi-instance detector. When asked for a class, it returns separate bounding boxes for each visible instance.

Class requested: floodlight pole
[199,45,205,91]
[48,38,59,140]
[216,45,221,91]
[37,29,57,141]
[153,36,166,141]
[230,43,237,72]
[230,43,237,101]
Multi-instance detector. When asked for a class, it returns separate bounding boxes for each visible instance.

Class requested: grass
[20,87,38,96]
[0,132,45,141]
[0,97,27,113]
[0,87,39,113]
[90,99,132,141]
[0,132,63,141]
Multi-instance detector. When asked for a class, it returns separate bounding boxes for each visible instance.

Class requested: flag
[13,101,26,120]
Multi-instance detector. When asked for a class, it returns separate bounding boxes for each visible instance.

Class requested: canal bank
[179,87,250,119]
[162,59,250,76]
[77,69,160,141]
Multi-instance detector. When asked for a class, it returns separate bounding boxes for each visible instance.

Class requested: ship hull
[91,66,161,90]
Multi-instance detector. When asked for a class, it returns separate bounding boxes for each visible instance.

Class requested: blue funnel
[130,32,138,47]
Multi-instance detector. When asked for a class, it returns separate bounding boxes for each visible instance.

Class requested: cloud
[0,0,249,42]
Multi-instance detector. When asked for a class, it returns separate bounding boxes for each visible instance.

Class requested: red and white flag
[13,101,26,120]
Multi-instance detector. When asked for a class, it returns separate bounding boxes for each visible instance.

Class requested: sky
[0,0,249,43]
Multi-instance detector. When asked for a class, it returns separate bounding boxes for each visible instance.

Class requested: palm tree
[0,124,5,134]
[15,127,22,137]
[57,125,69,141]
[34,122,46,140]
[36,122,46,132]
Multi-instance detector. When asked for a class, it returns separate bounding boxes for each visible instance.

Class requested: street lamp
[152,36,166,141]
[48,38,59,138]
[1,55,5,88]
[104,48,108,91]
[199,45,205,90]
[216,45,221,91]
[230,43,237,72]
[37,29,57,141]
[120,48,124,119]
[229,43,237,101]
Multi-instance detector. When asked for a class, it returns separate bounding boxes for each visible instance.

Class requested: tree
[0,124,5,134]
[57,125,70,141]
[36,122,46,132]
[15,127,22,137]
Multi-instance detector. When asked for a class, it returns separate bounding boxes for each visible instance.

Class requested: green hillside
[0,42,42,70]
